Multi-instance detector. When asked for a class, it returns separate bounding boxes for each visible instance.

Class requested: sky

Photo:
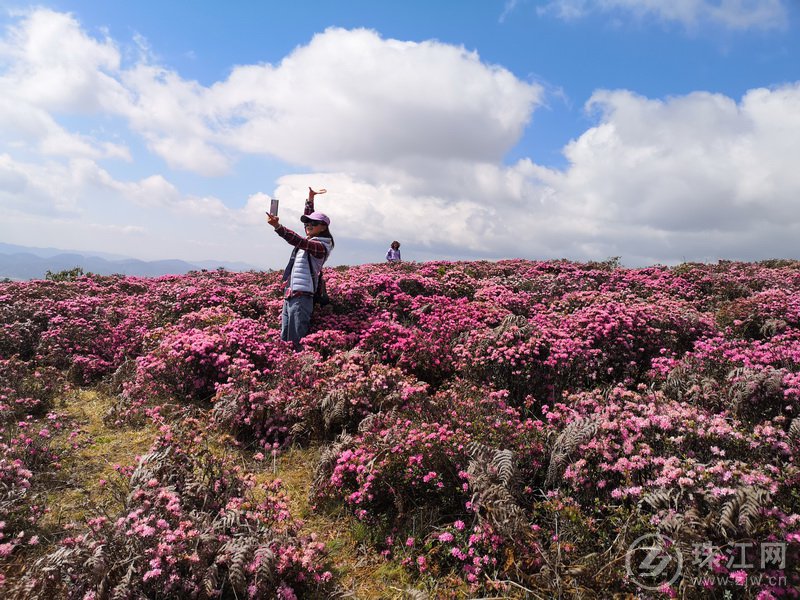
[1,0,799,269]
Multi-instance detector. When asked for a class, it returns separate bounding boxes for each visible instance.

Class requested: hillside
[1,259,799,598]
[0,242,260,280]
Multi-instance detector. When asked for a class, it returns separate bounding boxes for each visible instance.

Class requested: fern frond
[218,508,243,532]
[211,394,239,427]
[493,449,515,487]
[290,421,310,438]
[545,417,598,487]
[86,543,107,577]
[110,562,136,600]
[226,538,256,594]
[357,412,381,433]
[310,433,354,498]
[789,417,800,444]
[202,564,219,597]
[471,482,526,537]
[719,486,770,536]
[658,506,704,542]
[254,545,275,585]
[128,447,172,490]
[760,318,787,338]
[466,440,493,463]
[492,314,531,339]
[104,357,136,395]
[641,488,674,512]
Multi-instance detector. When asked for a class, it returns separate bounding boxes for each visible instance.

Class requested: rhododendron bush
[18,419,333,599]
[1,260,799,597]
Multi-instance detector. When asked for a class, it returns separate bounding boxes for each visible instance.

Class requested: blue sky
[1,1,799,268]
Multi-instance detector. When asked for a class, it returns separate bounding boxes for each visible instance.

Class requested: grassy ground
[40,390,159,531]
[267,445,418,599]
[20,389,429,599]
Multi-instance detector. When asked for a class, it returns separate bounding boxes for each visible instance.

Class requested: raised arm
[305,187,323,216]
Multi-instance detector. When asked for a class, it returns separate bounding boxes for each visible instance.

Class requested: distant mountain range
[0,242,263,280]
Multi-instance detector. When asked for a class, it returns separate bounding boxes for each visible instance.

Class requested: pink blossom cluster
[18,420,333,598]
[0,357,65,422]
[0,412,66,572]
[2,259,800,595]
[212,347,431,449]
[122,307,285,408]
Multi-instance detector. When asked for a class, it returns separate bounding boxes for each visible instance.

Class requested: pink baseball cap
[301,211,330,225]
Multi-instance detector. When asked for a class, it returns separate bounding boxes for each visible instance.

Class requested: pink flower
[416,555,427,572]
[658,583,676,597]
[422,471,438,483]
[277,583,298,600]
[729,570,748,586]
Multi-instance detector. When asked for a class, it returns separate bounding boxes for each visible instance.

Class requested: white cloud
[120,64,231,174]
[0,94,130,160]
[265,82,800,266]
[0,9,127,111]
[211,28,542,170]
[6,12,543,176]
[83,222,146,236]
[55,22,543,177]
[569,85,800,225]
[0,154,28,194]
[523,83,800,263]
[0,153,92,215]
[0,10,131,163]
[1,8,799,268]
[537,0,789,30]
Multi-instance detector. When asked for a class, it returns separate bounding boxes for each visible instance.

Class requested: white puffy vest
[288,237,333,293]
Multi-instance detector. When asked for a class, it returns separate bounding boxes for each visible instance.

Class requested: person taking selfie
[266,187,334,349]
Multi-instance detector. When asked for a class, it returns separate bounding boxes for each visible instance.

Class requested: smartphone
[269,198,279,216]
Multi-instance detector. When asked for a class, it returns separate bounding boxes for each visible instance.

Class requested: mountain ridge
[0,242,263,280]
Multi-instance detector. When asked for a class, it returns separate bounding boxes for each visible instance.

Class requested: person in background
[266,187,333,349]
[386,240,401,263]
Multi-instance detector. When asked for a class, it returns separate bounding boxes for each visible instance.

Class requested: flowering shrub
[0,282,74,361]
[0,357,65,422]
[542,386,793,503]
[0,413,66,580]
[312,385,547,585]
[111,308,290,424]
[0,455,40,565]
[213,349,429,448]
[16,421,333,599]
[3,259,800,597]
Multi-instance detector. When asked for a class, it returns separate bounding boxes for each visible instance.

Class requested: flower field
[1,259,799,598]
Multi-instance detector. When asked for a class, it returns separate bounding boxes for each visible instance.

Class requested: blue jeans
[281,295,314,349]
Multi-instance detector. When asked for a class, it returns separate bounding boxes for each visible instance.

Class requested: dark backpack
[313,268,330,306]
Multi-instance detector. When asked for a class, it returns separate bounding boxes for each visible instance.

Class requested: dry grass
[263,444,419,599]
[40,389,159,530]
[23,390,421,598]
[2,390,159,586]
